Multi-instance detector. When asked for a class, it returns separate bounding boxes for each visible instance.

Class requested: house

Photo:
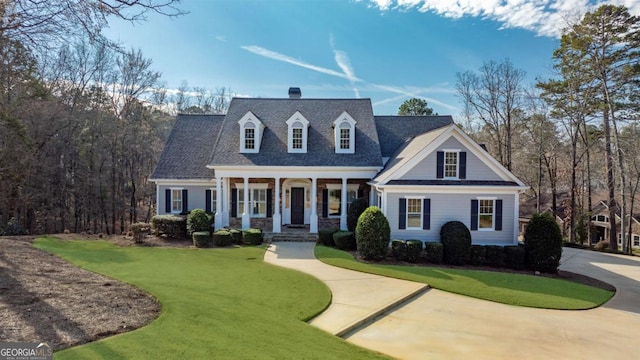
[150,88,528,245]
[590,200,640,249]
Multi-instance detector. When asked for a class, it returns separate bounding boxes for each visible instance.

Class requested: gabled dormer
[286,111,309,153]
[333,111,356,154]
[238,111,264,153]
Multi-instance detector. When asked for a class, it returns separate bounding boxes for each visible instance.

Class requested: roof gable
[373,124,527,187]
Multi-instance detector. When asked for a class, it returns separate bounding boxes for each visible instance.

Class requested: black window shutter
[436,151,444,179]
[182,189,188,214]
[470,199,478,231]
[423,199,431,230]
[495,199,503,231]
[459,152,467,179]
[266,189,273,218]
[322,189,328,218]
[165,189,171,213]
[399,198,406,230]
[205,189,212,213]
[231,189,237,218]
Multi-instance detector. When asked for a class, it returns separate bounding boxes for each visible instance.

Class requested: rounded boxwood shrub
[440,221,472,265]
[424,242,443,264]
[243,228,263,245]
[356,206,391,260]
[469,245,486,266]
[229,228,243,244]
[333,231,356,250]
[391,239,408,260]
[524,213,563,273]
[484,245,504,267]
[131,222,151,244]
[318,228,339,246]
[504,245,526,270]
[187,209,213,235]
[192,231,213,248]
[213,230,232,247]
[347,197,369,232]
[405,240,423,263]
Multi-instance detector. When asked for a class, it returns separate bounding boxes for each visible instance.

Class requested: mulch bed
[0,235,161,351]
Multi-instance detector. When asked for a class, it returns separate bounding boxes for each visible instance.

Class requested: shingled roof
[151,114,224,179]
[208,98,383,167]
[374,115,454,157]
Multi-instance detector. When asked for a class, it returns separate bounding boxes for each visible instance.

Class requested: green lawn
[315,245,613,310]
[34,238,390,359]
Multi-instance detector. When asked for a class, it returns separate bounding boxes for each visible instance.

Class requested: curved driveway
[266,244,640,360]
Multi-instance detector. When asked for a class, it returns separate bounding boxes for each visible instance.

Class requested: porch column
[340,177,348,230]
[242,177,251,229]
[223,177,230,226]
[310,177,318,233]
[272,177,282,233]
[214,177,223,229]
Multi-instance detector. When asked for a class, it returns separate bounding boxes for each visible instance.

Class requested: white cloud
[362,0,640,38]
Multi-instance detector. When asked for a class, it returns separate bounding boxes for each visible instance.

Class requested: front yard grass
[315,245,613,310]
[34,238,389,359]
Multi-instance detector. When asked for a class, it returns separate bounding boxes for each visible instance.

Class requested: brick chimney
[288,87,301,99]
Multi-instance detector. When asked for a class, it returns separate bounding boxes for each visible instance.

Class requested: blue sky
[103,0,640,116]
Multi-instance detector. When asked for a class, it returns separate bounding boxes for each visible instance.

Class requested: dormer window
[238,111,264,153]
[286,111,309,153]
[333,111,356,154]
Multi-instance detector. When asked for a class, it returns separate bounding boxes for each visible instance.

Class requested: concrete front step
[267,234,318,242]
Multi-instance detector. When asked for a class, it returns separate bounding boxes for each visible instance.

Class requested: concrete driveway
[266,243,640,360]
[346,248,640,360]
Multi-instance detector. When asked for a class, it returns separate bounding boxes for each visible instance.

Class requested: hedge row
[469,244,525,269]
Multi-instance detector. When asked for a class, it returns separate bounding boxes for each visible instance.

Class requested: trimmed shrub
[469,245,486,266]
[213,230,232,247]
[347,197,369,232]
[243,228,263,245]
[318,228,339,246]
[484,245,504,267]
[504,245,526,270]
[440,221,472,265]
[229,229,243,244]
[356,206,391,260]
[524,213,563,273]
[333,231,356,250]
[187,208,213,235]
[151,215,187,238]
[391,240,408,260]
[131,222,151,243]
[192,231,213,248]
[405,240,423,263]
[425,242,443,264]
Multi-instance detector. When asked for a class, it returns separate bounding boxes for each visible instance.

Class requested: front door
[291,187,305,225]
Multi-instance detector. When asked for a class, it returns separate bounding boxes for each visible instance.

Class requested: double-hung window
[406,198,422,229]
[327,186,357,217]
[444,151,458,178]
[244,125,255,150]
[479,199,494,230]
[238,188,267,218]
[171,189,182,213]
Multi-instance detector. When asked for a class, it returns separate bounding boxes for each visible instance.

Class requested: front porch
[210,170,375,234]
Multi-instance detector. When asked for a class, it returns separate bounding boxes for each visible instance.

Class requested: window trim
[286,111,309,153]
[443,149,460,180]
[235,183,269,218]
[477,197,496,231]
[326,184,358,218]
[170,188,183,214]
[405,196,425,230]
[333,111,356,154]
[238,111,264,153]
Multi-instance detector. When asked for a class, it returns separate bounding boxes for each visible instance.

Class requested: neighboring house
[590,200,640,249]
[151,88,528,245]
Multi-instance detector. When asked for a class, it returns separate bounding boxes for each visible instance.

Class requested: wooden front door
[291,187,305,225]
